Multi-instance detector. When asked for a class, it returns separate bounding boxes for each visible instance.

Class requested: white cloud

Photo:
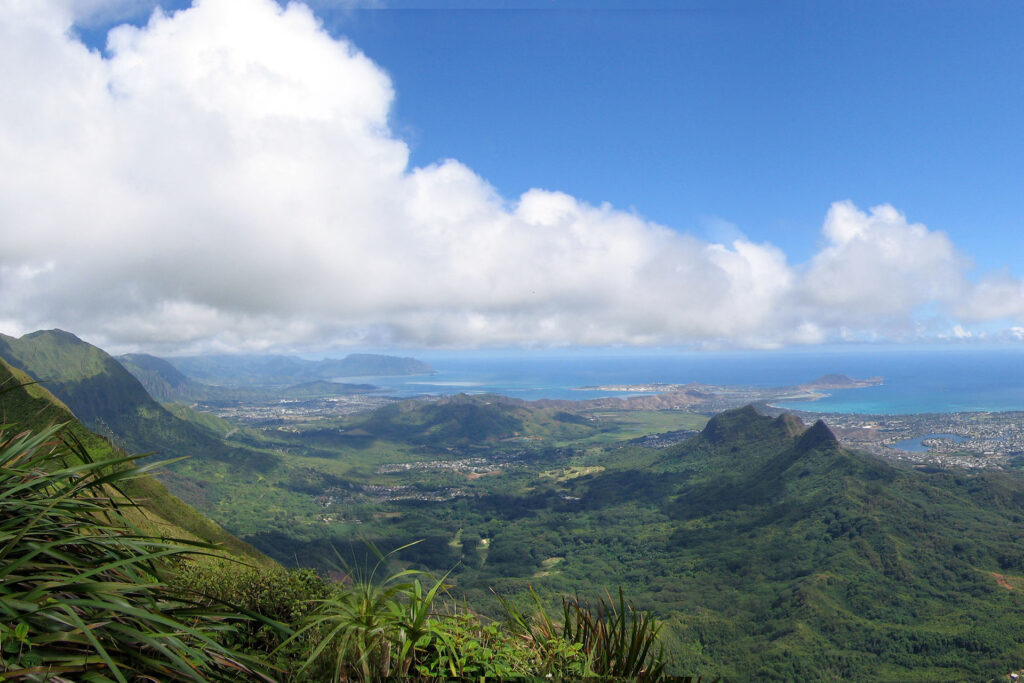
[956,271,1024,322]
[802,201,967,323]
[0,0,1021,352]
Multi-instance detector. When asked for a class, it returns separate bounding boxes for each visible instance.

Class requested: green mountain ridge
[0,330,279,473]
[435,406,1024,679]
[0,356,268,564]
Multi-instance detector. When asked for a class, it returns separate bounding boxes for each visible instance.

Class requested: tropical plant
[0,422,267,681]
[282,542,453,681]
[499,586,668,678]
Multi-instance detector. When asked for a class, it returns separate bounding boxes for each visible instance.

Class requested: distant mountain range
[117,353,378,403]
[162,352,434,387]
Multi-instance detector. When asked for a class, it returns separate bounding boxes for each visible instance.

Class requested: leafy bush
[277,543,673,681]
[172,562,330,677]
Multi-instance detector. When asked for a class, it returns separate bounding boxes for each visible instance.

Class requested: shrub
[0,423,266,681]
[172,562,330,678]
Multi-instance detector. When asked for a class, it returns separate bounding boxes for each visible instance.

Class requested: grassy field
[563,410,708,445]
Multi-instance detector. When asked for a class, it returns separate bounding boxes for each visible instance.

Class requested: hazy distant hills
[117,353,378,403]
[113,350,433,403]
[165,352,434,387]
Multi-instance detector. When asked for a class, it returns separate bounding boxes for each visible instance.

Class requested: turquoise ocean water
[340,347,1024,415]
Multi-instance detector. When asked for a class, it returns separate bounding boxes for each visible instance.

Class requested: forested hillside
[443,407,1024,679]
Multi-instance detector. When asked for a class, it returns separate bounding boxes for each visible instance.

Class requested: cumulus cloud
[801,201,968,324]
[956,271,1024,322]
[0,0,1019,352]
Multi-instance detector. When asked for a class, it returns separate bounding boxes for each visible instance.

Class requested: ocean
[339,346,1024,415]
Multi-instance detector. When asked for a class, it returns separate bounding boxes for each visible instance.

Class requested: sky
[2,0,1024,354]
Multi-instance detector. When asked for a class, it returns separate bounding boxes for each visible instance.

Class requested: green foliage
[263,542,668,681]
[283,543,456,680]
[560,588,667,678]
[499,587,667,678]
[172,562,330,677]
[411,613,541,678]
[0,422,266,681]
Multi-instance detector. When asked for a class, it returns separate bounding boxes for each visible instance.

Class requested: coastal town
[185,372,1024,473]
[785,409,1024,470]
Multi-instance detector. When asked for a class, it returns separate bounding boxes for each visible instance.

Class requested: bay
[338,346,1024,415]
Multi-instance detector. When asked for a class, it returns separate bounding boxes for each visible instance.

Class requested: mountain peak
[700,405,766,444]
[773,412,806,437]
[24,328,84,343]
[795,418,839,452]
[700,405,814,446]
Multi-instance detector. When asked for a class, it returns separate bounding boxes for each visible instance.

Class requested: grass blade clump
[561,587,667,678]
[0,422,267,681]
[499,586,668,679]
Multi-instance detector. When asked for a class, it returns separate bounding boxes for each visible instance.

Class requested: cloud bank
[0,0,1019,352]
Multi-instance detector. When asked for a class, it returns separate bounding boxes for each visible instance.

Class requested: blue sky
[2,0,1024,352]
[332,1,1024,271]
[78,0,1024,269]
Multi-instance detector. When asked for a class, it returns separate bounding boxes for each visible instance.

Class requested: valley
[8,330,1024,679]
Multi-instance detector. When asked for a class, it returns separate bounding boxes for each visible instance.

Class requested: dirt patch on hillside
[991,572,1021,590]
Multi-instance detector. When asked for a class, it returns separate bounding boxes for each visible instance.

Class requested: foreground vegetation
[0,418,670,680]
[0,423,266,680]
